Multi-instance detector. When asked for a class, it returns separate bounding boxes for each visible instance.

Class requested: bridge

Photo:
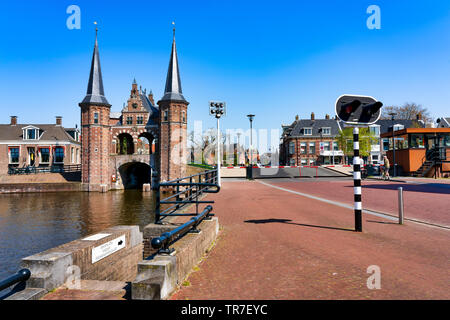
[109,154,154,190]
[1,169,449,300]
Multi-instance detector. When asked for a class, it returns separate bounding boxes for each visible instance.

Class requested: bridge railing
[8,164,81,175]
[154,169,220,223]
[151,169,220,253]
[0,269,31,298]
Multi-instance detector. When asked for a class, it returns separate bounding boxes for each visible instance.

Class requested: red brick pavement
[269,179,450,227]
[171,180,450,300]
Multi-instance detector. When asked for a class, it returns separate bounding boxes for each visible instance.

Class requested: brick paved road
[171,180,450,300]
[268,179,450,227]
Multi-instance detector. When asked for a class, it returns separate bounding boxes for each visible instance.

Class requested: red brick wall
[158,101,188,182]
[80,104,111,190]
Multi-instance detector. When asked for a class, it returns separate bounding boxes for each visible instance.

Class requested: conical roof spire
[81,26,110,106]
[160,24,187,103]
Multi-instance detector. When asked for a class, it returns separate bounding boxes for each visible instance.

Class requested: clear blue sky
[1,0,449,150]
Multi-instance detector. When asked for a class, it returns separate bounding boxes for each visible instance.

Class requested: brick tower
[79,29,111,192]
[157,29,189,182]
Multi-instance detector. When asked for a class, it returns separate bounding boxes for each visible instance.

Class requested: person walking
[383,156,390,180]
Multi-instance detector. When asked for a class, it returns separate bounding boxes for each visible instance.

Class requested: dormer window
[303,128,312,135]
[22,126,40,140]
[321,127,331,135]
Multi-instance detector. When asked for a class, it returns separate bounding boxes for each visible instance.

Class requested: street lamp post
[247,114,255,179]
[389,112,397,177]
[209,101,226,187]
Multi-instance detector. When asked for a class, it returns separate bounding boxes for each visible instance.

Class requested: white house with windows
[0,116,81,173]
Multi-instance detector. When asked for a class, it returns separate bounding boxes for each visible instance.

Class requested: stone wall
[20,225,143,291]
[0,182,81,194]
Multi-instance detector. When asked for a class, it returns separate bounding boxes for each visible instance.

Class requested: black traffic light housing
[335,95,383,124]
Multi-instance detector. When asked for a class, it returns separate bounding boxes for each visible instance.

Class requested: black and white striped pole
[335,94,383,232]
[353,127,363,232]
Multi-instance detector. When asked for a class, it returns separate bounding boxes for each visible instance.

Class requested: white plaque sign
[91,235,126,264]
[82,233,111,241]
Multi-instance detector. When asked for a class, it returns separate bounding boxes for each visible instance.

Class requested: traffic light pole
[335,94,383,233]
[353,127,363,232]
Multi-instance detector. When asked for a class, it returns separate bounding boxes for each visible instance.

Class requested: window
[323,142,331,151]
[309,142,315,154]
[288,141,295,155]
[309,159,315,165]
[182,111,186,123]
[40,148,50,163]
[303,128,312,135]
[132,103,138,109]
[126,116,133,125]
[393,124,404,131]
[71,148,75,163]
[163,111,168,122]
[410,134,425,149]
[9,147,19,164]
[300,142,307,154]
[322,127,331,135]
[369,125,380,136]
[382,138,390,151]
[54,147,64,163]
[137,116,144,125]
[289,158,296,166]
[444,134,450,147]
[27,129,36,140]
[94,112,99,124]
[301,159,307,166]
[332,141,338,150]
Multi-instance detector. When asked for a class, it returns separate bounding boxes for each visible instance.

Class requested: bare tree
[189,128,218,165]
[380,103,431,122]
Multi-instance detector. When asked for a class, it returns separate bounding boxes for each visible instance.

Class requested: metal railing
[154,169,220,224]
[151,169,220,254]
[8,164,81,175]
[151,205,214,254]
[0,269,31,293]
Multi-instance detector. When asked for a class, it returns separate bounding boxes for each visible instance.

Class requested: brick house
[0,116,81,173]
[280,113,344,166]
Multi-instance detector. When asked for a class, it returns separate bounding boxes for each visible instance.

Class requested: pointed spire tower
[81,27,110,106]
[79,25,111,192]
[160,26,187,103]
[158,23,189,181]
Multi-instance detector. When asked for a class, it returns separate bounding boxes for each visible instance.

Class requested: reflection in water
[0,190,154,281]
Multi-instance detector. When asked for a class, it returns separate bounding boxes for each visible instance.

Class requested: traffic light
[335,95,383,125]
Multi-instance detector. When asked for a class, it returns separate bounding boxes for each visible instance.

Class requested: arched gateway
[79,29,188,191]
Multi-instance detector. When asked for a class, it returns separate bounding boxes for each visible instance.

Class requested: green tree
[336,127,376,158]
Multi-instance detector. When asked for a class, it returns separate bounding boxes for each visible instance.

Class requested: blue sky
[1,0,449,150]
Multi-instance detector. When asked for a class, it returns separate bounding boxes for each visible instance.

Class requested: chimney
[325,114,330,120]
[56,116,62,126]
[10,116,17,126]
[311,112,315,121]
[295,115,299,121]
[148,91,155,105]
[416,113,422,121]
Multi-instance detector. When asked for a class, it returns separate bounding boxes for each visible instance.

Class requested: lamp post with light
[247,114,255,179]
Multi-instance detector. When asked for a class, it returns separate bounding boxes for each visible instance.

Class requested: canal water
[0,190,155,282]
